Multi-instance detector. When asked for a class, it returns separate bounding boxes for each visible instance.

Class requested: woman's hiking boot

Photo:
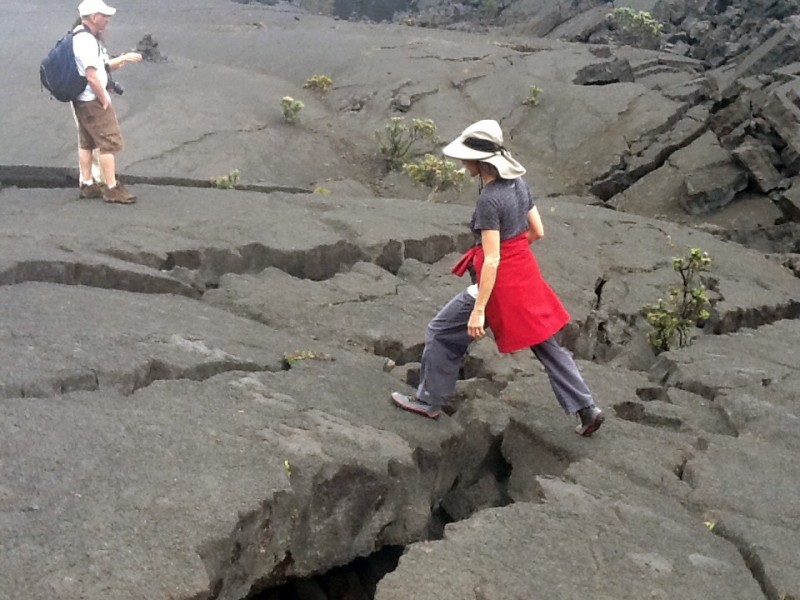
[391,392,441,419]
[575,405,604,436]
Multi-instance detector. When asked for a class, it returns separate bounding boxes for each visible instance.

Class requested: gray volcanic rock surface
[1,1,799,600]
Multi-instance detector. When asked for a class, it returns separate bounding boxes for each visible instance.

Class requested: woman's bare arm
[469,229,500,339]
[526,206,544,243]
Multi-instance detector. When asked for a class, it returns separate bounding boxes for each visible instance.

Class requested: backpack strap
[72,25,102,58]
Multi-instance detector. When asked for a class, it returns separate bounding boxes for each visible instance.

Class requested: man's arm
[85,67,109,109]
[107,52,143,71]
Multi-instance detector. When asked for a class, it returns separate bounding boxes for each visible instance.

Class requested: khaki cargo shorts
[72,99,124,154]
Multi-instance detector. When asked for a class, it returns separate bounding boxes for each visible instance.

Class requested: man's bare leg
[98,153,117,188]
[78,148,94,183]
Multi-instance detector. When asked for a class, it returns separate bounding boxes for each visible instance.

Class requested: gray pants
[416,290,594,413]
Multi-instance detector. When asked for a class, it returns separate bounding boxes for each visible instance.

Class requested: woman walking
[391,120,604,436]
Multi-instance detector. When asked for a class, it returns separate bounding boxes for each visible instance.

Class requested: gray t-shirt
[470,177,535,243]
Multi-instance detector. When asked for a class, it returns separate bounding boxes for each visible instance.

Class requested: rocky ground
[1,0,799,599]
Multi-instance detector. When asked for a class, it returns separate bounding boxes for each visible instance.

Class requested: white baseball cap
[78,0,117,17]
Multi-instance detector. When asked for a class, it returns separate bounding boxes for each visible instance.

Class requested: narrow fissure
[0,164,310,195]
[232,431,516,600]
[711,524,781,600]
[128,358,278,396]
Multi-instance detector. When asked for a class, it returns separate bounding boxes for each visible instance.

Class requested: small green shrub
[522,85,543,107]
[314,186,331,195]
[397,13,416,26]
[404,154,466,192]
[283,350,334,367]
[210,169,240,189]
[608,8,663,49]
[303,74,333,94]
[375,117,439,171]
[643,248,711,353]
[481,0,498,17]
[281,96,304,124]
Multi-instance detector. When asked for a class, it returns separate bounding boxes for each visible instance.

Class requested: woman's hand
[470,228,499,340]
[468,307,486,339]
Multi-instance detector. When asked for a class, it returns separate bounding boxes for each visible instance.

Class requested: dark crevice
[614,400,683,431]
[0,359,281,401]
[159,240,370,289]
[593,275,607,309]
[0,164,310,195]
[206,423,520,600]
[674,456,689,480]
[590,106,709,201]
[0,260,200,298]
[2,231,469,303]
[675,377,725,401]
[129,358,273,396]
[711,523,782,600]
[248,546,404,600]
[372,339,425,366]
[403,233,472,264]
[1,371,100,400]
[614,400,646,423]
[636,386,670,402]
[705,299,800,334]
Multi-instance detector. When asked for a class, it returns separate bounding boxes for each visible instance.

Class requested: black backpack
[40,27,98,102]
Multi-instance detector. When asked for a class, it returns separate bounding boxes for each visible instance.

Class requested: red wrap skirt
[453,233,570,353]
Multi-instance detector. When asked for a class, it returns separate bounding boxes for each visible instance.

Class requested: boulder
[573,57,635,85]
[376,480,765,600]
[761,81,800,175]
[611,129,752,217]
[709,27,800,100]
[500,0,606,36]
[731,136,785,192]
[681,163,749,213]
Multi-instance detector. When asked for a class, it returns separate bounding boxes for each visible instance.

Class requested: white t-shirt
[72,27,108,102]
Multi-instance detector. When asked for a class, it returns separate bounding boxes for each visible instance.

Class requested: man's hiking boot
[102,183,136,204]
[79,181,104,199]
[391,392,441,419]
[575,405,604,437]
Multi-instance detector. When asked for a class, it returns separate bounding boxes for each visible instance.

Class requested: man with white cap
[72,0,142,203]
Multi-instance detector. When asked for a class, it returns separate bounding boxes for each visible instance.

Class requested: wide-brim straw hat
[442,119,526,179]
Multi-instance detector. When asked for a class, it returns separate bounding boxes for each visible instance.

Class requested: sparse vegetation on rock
[481,0,498,18]
[283,350,334,366]
[281,96,305,124]
[303,74,333,94]
[403,154,466,193]
[522,84,542,107]
[644,247,711,353]
[608,7,663,49]
[210,169,240,189]
[375,117,439,171]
